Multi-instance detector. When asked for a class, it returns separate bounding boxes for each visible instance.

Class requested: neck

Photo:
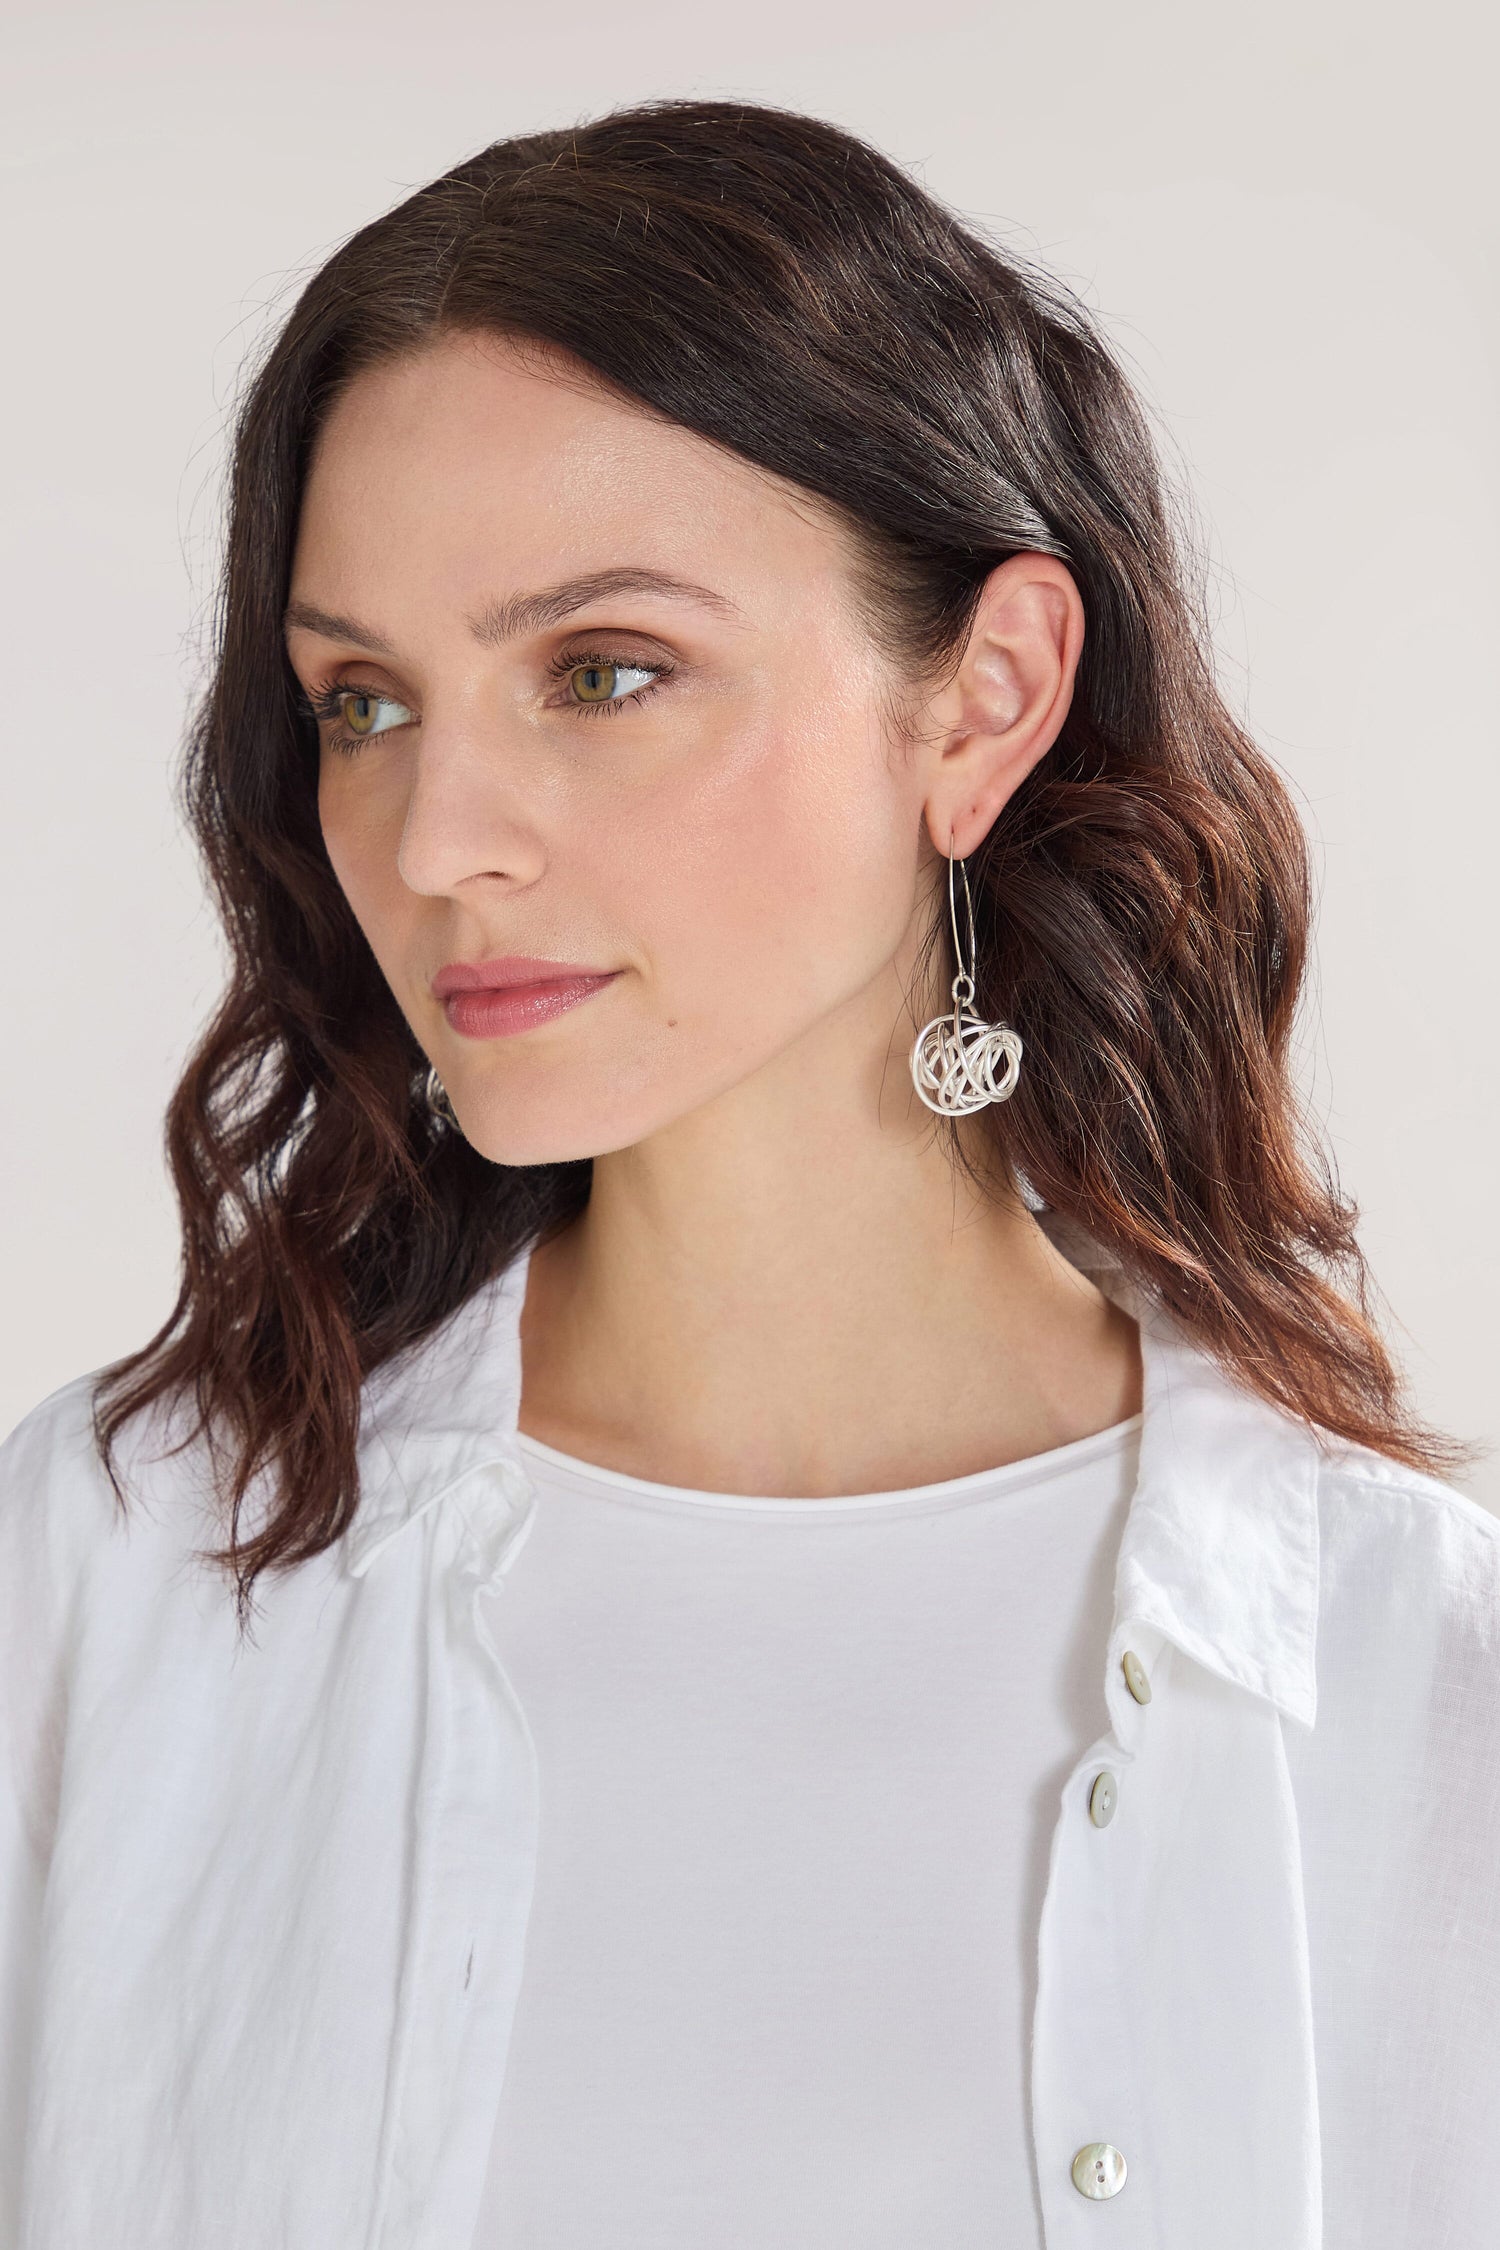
[518,982,1141,1498]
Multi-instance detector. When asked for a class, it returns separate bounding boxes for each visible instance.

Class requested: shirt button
[1088,1769,1118,1826]
[1121,1648,1152,1703]
[1071,2141,1128,2198]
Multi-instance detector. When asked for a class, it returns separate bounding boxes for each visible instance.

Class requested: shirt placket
[1031,1619,1167,2248]
[366,1458,541,2250]
[1032,1612,1323,2248]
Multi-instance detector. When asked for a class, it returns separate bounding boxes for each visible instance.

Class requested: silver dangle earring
[423,1063,459,1130]
[909,834,1023,1116]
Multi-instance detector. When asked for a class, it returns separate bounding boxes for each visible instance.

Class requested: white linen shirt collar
[340,1235,1321,1730]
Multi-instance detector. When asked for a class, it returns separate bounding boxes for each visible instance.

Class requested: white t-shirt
[473,1413,1143,2248]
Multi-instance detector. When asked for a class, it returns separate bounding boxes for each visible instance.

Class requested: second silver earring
[423,1063,459,1129]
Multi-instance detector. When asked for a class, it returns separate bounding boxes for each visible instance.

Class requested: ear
[919,553,1084,859]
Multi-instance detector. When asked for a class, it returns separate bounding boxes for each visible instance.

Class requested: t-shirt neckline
[512,1413,1144,1516]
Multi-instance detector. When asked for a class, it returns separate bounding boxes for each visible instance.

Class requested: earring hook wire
[948,827,977,1025]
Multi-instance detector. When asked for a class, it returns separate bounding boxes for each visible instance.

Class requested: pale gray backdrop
[3,0,1495,1504]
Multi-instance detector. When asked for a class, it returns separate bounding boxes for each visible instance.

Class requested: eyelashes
[300,643,673,755]
[541,648,665,715]
[300,683,412,751]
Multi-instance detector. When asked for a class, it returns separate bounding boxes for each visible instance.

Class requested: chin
[459,1121,601,1168]
[455,1098,644,1169]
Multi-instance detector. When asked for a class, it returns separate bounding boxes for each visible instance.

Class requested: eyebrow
[283,567,742,655]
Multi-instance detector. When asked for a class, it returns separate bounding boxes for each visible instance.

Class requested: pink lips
[431,955,621,1040]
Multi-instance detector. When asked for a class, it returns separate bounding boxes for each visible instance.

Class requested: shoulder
[0,1364,208,1632]
[1308,1434,1500,1705]
[0,1367,120,1575]
[1284,1440,1500,1980]
[0,1369,131,1866]
[0,1367,230,1856]
[1313,1435,1500,1595]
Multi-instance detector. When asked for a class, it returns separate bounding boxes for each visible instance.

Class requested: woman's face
[288,331,945,1165]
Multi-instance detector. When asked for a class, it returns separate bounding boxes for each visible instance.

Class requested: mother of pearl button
[1071,2141,1128,2198]
[1121,1648,1152,1703]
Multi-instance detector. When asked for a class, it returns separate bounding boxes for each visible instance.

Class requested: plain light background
[3,0,1495,1504]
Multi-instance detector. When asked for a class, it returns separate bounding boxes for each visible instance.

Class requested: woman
[1,97,1495,2250]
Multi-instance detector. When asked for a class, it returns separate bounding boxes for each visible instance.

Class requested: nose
[395,721,546,898]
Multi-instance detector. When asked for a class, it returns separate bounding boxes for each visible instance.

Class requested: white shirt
[2,1227,1499,2248]
[474,1417,1141,2245]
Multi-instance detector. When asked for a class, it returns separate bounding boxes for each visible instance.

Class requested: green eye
[567,661,658,707]
[342,691,382,735]
[571,663,617,703]
[330,689,411,739]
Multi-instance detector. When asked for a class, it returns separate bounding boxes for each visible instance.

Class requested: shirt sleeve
[1286,1459,1500,2250]
[0,1375,103,2245]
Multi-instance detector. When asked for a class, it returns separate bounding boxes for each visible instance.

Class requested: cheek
[318,762,413,967]
[614,681,912,1045]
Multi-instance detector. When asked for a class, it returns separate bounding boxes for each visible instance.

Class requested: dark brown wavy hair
[93,97,1461,1626]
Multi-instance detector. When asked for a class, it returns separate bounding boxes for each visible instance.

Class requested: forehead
[295,331,855,611]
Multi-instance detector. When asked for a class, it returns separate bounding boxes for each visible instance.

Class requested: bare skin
[289,330,1140,1499]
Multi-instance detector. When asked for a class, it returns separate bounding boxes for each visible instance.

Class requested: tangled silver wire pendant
[911,1004,1023,1114]
[910,839,1024,1116]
